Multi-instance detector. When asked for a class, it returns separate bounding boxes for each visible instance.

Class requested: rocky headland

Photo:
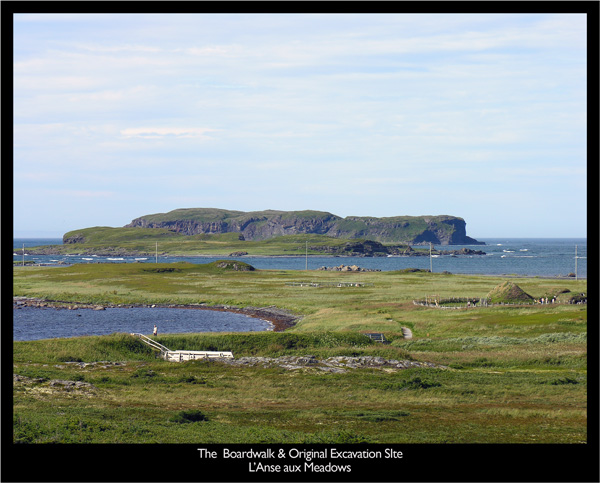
[120,208,483,245]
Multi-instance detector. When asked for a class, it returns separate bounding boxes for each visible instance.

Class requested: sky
[12,13,588,238]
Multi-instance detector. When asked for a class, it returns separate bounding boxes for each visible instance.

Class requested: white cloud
[119,127,218,139]
[12,13,587,237]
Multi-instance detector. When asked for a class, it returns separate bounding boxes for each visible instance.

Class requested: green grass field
[12,263,588,444]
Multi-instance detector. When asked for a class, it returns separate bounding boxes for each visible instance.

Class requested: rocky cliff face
[126,210,340,239]
[411,217,481,246]
[125,208,483,245]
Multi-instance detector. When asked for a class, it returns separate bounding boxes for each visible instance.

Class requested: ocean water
[13,237,587,278]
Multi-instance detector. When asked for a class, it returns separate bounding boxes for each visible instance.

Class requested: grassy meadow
[12,262,588,444]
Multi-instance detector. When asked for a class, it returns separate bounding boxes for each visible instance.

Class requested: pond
[13,306,272,341]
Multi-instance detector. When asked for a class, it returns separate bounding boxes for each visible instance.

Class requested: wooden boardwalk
[163,350,233,362]
[130,333,233,361]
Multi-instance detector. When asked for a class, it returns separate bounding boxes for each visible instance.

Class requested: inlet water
[13,306,272,341]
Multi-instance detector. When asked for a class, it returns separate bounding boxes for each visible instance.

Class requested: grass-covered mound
[211,260,255,271]
[487,281,534,304]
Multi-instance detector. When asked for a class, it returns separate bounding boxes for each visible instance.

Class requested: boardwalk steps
[365,330,413,343]
[364,333,389,344]
[130,333,233,362]
[130,333,171,353]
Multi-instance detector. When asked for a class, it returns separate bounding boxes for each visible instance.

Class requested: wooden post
[575,245,578,281]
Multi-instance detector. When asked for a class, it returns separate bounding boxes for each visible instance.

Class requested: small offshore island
[23,208,486,258]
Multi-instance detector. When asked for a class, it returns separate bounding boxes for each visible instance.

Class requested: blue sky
[13,13,587,238]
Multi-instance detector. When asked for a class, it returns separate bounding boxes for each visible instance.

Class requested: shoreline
[13,297,300,332]
[12,263,587,280]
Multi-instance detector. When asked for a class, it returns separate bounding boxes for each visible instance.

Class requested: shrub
[348,410,410,422]
[169,410,209,424]
[548,377,580,385]
[56,355,83,363]
[320,430,371,443]
[131,368,156,379]
[142,267,182,273]
[13,414,43,444]
[177,375,207,384]
[382,377,441,391]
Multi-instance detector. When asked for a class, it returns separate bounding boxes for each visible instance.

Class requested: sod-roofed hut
[486,281,534,304]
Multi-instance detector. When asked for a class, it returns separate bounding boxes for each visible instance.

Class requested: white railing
[130,333,171,353]
[164,350,234,362]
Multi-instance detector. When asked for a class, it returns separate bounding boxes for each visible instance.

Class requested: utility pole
[22,243,25,266]
[156,242,158,264]
[305,241,308,271]
[429,242,433,273]
[575,245,578,281]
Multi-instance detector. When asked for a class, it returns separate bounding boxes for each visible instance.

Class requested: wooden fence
[285,281,374,288]
[411,298,583,309]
